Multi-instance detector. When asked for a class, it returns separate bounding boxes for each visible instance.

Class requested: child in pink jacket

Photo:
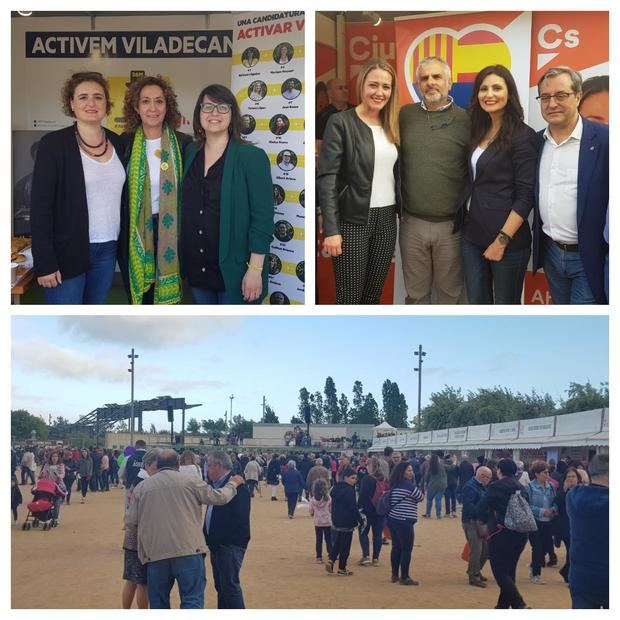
[309,478,332,562]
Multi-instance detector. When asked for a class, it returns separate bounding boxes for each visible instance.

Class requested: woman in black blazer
[318,58,400,304]
[31,72,126,304]
[119,75,191,304]
[458,65,539,304]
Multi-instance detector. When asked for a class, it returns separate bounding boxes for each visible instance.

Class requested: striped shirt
[387,480,424,522]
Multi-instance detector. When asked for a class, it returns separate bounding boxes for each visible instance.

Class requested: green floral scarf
[128,123,182,304]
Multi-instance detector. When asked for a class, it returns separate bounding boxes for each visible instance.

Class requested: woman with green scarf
[119,75,191,304]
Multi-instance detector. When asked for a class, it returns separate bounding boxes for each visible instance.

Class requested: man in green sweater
[399,56,471,304]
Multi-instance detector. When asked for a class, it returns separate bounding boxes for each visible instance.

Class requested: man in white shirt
[532,66,609,304]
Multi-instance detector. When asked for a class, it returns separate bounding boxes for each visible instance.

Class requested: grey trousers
[399,212,465,304]
[463,521,489,580]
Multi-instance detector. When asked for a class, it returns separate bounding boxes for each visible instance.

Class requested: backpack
[504,490,538,533]
[376,489,393,517]
[370,477,390,509]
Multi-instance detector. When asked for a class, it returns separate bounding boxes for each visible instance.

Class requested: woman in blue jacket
[281,460,304,518]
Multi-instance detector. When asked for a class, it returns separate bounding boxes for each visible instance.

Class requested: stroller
[22,479,63,531]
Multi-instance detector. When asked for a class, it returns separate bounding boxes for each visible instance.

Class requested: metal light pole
[229,394,234,425]
[414,344,426,430]
[128,348,139,445]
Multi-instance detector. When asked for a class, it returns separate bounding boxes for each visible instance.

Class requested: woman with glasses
[181,84,273,304]
[119,75,191,304]
[456,65,539,304]
[318,58,400,304]
[31,72,126,304]
[526,461,558,585]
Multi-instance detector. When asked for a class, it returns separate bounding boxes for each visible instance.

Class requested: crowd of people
[11,442,608,609]
[30,72,274,305]
[317,57,609,305]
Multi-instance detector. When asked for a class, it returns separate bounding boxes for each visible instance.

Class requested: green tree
[419,385,464,431]
[201,418,227,432]
[115,420,129,432]
[559,381,609,413]
[352,380,364,410]
[354,392,381,425]
[298,387,311,419]
[262,404,279,423]
[338,393,350,424]
[290,415,304,424]
[186,418,201,434]
[324,376,341,423]
[311,391,325,424]
[11,409,48,441]
[229,415,253,439]
[149,423,158,434]
[382,380,409,428]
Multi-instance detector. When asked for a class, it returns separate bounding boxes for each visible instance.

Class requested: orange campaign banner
[344,22,396,104]
[394,12,532,111]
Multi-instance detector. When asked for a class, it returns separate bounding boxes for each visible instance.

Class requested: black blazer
[455,122,539,252]
[31,124,126,279]
[117,130,192,302]
[318,108,401,238]
[204,472,251,550]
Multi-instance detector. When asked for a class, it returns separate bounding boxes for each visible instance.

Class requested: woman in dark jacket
[31,72,126,304]
[457,65,539,304]
[181,84,273,304]
[266,453,281,501]
[555,466,581,582]
[61,449,78,505]
[477,458,530,609]
[357,455,387,566]
[119,75,191,304]
[327,467,362,576]
[318,58,400,304]
[77,448,94,504]
[281,460,305,518]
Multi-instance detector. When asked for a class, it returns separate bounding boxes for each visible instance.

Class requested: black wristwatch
[497,230,512,246]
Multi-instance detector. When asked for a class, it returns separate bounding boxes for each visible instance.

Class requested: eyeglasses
[536,92,575,104]
[200,102,232,114]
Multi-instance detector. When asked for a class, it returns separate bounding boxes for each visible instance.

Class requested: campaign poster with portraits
[231,11,305,304]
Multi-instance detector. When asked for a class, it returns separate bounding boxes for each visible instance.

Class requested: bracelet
[499,229,513,241]
[246,262,262,272]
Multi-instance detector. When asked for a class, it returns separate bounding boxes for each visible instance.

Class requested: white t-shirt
[467,146,485,211]
[80,149,125,242]
[146,138,162,215]
[369,125,397,208]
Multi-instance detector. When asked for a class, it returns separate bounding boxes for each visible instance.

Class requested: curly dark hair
[389,461,413,487]
[122,75,182,133]
[467,64,524,152]
[61,71,112,117]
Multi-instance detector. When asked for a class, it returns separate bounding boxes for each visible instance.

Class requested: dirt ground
[11,481,572,609]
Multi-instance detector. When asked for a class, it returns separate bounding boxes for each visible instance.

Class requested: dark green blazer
[183,139,274,304]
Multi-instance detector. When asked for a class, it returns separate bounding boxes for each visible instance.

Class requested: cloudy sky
[11,315,608,428]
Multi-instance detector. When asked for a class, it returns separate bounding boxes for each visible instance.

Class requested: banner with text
[231,11,305,304]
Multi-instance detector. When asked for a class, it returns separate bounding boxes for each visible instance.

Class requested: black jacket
[117,130,192,302]
[204,472,251,550]
[458,460,474,488]
[123,449,147,489]
[477,476,529,535]
[461,477,486,522]
[455,122,539,252]
[330,481,362,529]
[31,124,126,279]
[357,472,385,518]
[318,108,401,237]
